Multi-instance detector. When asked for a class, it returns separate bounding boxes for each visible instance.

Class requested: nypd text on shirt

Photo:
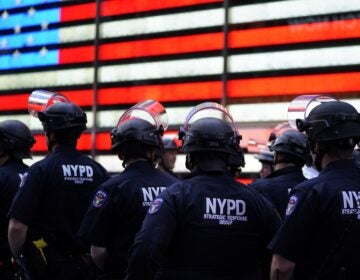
[141,187,166,206]
[341,191,360,218]
[62,164,94,184]
[203,197,247,225]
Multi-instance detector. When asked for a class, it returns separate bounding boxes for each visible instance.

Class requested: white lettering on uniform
[204,197,247,225]
[70,165,78,176]
[341,191,360,219]
[61,164,94,184]
[62,165,71,177]
[206,198,216,214]
[79,165,86,177]
[86,166,93,177]
[141,187,166,206]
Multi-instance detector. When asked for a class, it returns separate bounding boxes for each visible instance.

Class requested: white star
[1,10,9,20]
[28,7,36,17]
[26,35,34,45]
[39,46,47,56]
[41,21,49,30]
[13,49,20,58]
[14,25,21,34]
[0,38,7,49]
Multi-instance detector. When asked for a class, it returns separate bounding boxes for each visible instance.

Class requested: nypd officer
[269,99,360,280]
[126,102,280,280]
[0,120,35,279]
[250,129,309,218]
[254,148,274,179]
[157,136,179,178]
[78,100,178,279]
[8,98,110,279]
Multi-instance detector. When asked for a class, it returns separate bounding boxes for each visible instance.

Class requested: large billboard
[1,0,360,174]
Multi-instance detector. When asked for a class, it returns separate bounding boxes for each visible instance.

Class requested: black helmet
[179,102,244,167]
[38,102,87,133]
[255,148,274,163]
[111,118,163,152]
[110,100,167,153]
[162,136,178,151]
[296,101,360,142]
[0,120,36,159]
[270,129,309,161]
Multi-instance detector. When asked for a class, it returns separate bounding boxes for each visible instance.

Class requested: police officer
[254,148,274,178]
[250,130,309,218]
[157,136,179,178]
[78,100,178,279]
[0,120,35,279]
[269,99,360,280]
[8,100,110,280]
[126,102,280,280]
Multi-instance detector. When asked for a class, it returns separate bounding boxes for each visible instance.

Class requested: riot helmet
[255,148,274,163]
[270,130,309,162]
[111,100,167,153]
[28,90,87,133]
[179,102,244,169]
[38,102,87,133]
[296,101,360,143]
[0,120,35,159]
[162,136,178,151]
[288,95,360,170]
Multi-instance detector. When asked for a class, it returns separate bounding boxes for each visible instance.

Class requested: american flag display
[1,0,360,174]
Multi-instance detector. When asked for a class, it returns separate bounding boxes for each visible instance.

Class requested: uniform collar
[53,145,77,153]
[125,160,153,170]
[267,165,302,178]
[320,159,356,175]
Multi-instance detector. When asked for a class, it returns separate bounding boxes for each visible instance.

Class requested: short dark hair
[53,127,83,146]
[118,141,155,164]
[276,152,306,167]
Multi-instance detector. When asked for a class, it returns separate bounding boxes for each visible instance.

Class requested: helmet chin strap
[185,154,193,171]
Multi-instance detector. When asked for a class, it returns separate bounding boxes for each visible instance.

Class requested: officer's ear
[312,142,329,157]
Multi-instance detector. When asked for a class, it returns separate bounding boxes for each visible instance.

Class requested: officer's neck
[274,162,296,171]
[0,153,10,166]
[125,158,147,168]
[321,153,351,169]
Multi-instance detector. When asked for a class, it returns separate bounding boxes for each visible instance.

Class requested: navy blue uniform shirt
[126,170,280,280]
[250,166,306,218]
[78,160,178,278]
[9,145,110,253]
[269,159,360,280]
[0,158,28,241]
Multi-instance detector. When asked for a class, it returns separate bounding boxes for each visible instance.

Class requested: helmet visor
[287,95,338,128]
[117,100,168,131]
[182,102,239,136]
[28,90,69,118]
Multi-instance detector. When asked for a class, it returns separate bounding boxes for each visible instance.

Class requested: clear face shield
[287,94,338,130]
[288,94,339,170]
[116,99,168,132]
[179,101,240,139]
[28,90,69,118]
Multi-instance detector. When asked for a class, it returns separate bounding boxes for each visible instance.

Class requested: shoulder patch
[148,198,163,214]
[92,190,108,208]
[285,195,298,216]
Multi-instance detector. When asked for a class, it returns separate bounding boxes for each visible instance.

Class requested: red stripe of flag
[60,0,222,22]
[59,18,360,64]
[2,72,360,111]
[32,128,273,152]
